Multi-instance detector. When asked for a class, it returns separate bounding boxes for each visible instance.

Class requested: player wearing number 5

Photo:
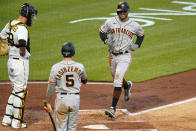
[1,3,37,128]
[44,42,87,131]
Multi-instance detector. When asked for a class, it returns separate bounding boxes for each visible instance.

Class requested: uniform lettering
[55,66,82,79]
[111,28,133,39]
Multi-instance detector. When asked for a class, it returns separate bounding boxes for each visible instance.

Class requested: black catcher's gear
[19,3,37,27]
[117,2,130,14]
[61,42,75,57]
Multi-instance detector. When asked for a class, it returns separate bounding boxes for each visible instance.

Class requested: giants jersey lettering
[0,20,30,58]
[99,16,144,53]
[49,61,87,93]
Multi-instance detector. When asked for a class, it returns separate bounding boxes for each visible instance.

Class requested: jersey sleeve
[17,26,28,42]
[80,64,87,80]
[135,22,144,36]
[0,23,9,39]
[99,19,111,33]
[48,65,57,84]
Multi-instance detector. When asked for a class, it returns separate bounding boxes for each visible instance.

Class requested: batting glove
[130,44,139,51]
[43,101,52,113]
[104,38,114,45]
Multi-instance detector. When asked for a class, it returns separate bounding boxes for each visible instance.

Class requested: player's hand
[43,100,52,113]
[130,44,139,51]
[104,38,114,45]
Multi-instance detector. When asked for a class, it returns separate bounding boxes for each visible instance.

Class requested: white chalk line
[121,97,196,116]
[80,97,196,116]
[79,97,196,116]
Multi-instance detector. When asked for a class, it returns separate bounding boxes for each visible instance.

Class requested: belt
[60,93,79,95]
[11,57,29,60]
[112,51,129,56]
[13,57,19,60]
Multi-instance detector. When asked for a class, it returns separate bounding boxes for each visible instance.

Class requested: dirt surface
[0,69,196,131]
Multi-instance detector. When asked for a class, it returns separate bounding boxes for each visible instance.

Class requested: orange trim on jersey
[48,80,56,84]
[99,28,105,33]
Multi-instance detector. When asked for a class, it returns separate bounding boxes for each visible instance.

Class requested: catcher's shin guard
[11,90,28,128]
[2,91,15,126]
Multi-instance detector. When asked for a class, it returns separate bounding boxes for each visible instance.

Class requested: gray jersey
[99,16,144,53]
[48,60,87,93]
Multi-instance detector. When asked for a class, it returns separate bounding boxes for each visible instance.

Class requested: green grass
[0,0,196,82]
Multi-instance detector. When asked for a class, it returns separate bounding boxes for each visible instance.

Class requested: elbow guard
[135,35,144,47]
[99,32,107,42]
[16,39,26,48]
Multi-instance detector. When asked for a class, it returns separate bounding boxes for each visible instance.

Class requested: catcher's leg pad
[2,92,15,126]
[12,90,27,126]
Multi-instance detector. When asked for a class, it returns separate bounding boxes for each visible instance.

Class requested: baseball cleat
[124,81,132,101]
[2,122,11,127]
[105,106,116,118]
[2,116,12,127]
[11,120,27,129]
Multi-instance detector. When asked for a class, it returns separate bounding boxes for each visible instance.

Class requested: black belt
[112,51,129,56]
[12,57,29,60]
[60,93,79,95]
[13,57,19,60]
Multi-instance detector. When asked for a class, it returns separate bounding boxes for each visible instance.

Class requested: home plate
[82,124,109,129]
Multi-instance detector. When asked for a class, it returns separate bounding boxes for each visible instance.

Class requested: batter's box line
[121,97,196,116]
[79,97,196,116]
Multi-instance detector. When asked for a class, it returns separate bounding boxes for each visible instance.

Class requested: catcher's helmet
[117,2,130,14]
[61,42,75,57]
[19,3,37,27]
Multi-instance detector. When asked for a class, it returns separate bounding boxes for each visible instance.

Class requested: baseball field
[0,0,196,130]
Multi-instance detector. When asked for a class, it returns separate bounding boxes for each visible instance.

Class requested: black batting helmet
[61,42,75,57]
[117,2,130,14]
[19,3,37,26]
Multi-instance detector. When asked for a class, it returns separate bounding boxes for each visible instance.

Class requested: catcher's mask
[117,1,130,14]
[61,42,75,57]
[19,3,37,27]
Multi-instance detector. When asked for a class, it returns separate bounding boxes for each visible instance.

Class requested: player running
[43,42,87,131]
[99,1,144,118]
[1,3,37,128]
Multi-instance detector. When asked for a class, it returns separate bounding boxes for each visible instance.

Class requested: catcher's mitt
[0,42,9,56]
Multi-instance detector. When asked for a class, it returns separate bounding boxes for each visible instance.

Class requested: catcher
[1,3,37,129]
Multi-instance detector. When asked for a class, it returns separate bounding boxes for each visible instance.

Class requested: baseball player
[1,3,37,128]
[99,1,144,118]
[44,42,87,131]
